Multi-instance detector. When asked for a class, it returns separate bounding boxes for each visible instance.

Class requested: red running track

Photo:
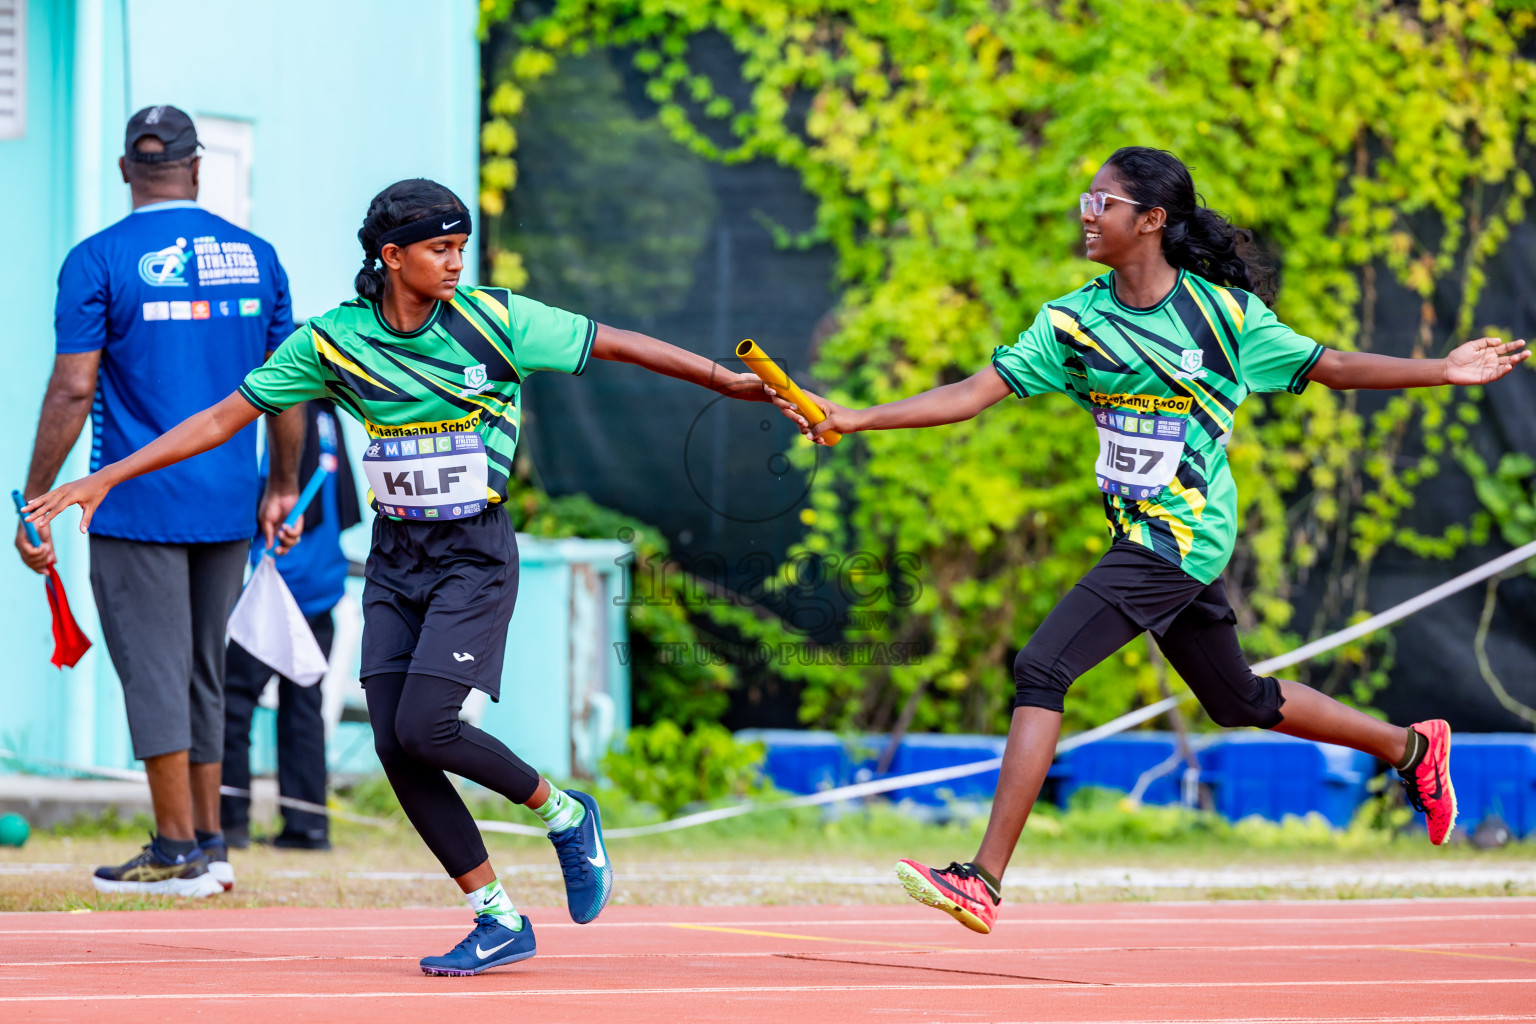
[2,900,1535,1023]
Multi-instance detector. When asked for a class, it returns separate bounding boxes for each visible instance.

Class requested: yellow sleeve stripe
[450,297,518,369]
[1048,308,1118,365]
[1182,279,1239,375]
[315,334,395,392]
[469,288,512,328]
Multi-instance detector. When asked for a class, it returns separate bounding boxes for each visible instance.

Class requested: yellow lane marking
[1385,946,1536,966]
[669,923,960,951]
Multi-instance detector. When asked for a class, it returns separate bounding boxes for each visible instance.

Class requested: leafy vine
[480,0,1536,733]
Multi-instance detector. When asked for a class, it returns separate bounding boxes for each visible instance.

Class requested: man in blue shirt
[15,106,304,897]
[222,401,360,852]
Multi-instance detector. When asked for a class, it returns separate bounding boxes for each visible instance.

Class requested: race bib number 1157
[1092,408,1186,501]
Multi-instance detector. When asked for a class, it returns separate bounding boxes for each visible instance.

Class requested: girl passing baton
[28,178,773,973]
[775,147,1527,934]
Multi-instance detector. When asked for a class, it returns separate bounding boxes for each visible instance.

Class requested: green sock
[532,786,586,832]
[1394,727,1426,773]
[465,879,523,929]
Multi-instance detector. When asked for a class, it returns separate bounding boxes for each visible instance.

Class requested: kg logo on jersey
[1174,348,1206,380]
[139,238,190,286]
[460,363,492,397]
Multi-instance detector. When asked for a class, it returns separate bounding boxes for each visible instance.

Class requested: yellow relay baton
[736,339,843,446]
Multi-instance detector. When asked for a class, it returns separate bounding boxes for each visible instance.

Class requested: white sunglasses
[1079,190,1138,216]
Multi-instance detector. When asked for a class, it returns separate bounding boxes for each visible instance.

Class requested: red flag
[44,565,92,669]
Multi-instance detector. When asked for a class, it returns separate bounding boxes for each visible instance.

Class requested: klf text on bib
[1093,407,1186,501]
[364,431,488,521]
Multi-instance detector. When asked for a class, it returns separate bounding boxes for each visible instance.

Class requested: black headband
[376,210,473,251]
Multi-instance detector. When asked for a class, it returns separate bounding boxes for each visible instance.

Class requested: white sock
[532,786,586,832]
[465,879,522,928]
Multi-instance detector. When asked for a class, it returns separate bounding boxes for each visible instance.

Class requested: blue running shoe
[419,914,536,976]
[549,790,612,923]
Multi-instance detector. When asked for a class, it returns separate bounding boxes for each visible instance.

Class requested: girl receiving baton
[775,146,1527,934]
[28,179,773,973]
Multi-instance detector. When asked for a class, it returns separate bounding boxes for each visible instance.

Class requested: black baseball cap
[124,105,200,162]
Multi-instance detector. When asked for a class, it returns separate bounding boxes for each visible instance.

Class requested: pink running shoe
[1401,720,1457,845]
[894,859,999,934]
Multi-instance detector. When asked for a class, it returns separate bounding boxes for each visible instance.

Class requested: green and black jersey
[991,270,1323,583]
[240,286,593,520]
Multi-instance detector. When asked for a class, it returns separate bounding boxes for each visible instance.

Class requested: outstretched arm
[592,323,770,401]
[776,367,1015,443]
[1307,337,1528,390]
[25,392,262,533]
[16,352,101,572]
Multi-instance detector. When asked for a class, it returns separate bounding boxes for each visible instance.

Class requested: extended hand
[259,488,304,555]
[23,472,113,535]
[770,388,861,444]
[1445,337,1528,385]
[14,517,54,573]
[717,371,773,401]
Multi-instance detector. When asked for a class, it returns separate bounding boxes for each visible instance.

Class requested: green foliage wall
[481,0,1536,734]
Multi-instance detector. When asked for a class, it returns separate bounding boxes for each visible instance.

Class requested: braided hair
[1105,147,1276,306]
[354,179,471,302]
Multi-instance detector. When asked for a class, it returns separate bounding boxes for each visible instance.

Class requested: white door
[197,116,254,227]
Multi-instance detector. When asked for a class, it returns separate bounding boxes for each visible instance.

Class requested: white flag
[226,555,329,687]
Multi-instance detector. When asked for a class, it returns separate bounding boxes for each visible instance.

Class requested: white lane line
[822,941,1536,954]
[0,955,417,967]
[3,978,1536,1003]
[925,1017,1536,1024]
[6,940,1533,969]
[0,863,75,875]
[5,912,1536,938]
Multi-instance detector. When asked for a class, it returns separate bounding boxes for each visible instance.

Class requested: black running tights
[365,671,541,878]
[1013,585,1284,729]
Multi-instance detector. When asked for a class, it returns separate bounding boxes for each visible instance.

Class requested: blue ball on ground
[0,813,29,847]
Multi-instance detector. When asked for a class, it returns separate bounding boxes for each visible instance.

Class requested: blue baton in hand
[12,490,41,547]
[264,467,328,557]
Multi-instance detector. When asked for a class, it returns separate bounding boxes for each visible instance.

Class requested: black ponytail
[1106,146,1276,306]
[354,178,471,302]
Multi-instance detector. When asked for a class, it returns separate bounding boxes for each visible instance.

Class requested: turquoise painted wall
[124,0,481,319]
[0,0,483,772]
[0,0,86,767]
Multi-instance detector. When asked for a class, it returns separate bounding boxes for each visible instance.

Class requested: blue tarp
[739,728,1536,833]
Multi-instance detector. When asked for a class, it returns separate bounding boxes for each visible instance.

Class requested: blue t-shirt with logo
[54,201,293,542]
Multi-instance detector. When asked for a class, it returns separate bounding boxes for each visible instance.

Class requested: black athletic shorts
[1013,540,1284,727]
[1074,540,1236,635]
[360,510,519,699]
